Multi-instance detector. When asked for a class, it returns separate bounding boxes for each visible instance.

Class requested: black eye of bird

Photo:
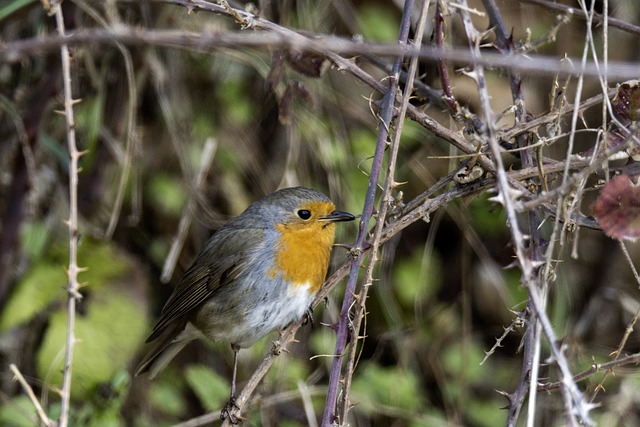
[297,209,312,220]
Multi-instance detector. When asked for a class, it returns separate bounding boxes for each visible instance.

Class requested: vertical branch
[321,0,414,425]
[435,0,459,115]
[53,3,84,427]
[480,1,546,425]
[336,0,432,423]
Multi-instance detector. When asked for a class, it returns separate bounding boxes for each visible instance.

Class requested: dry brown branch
[521,0,640,36]
[539,352,640,392]
[3,26,640,80]
[51,3,85,427]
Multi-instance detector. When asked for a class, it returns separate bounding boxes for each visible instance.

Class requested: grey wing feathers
[144,228,262,343]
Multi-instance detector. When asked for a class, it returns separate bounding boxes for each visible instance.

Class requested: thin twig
[9,364,54,427]
[298,381,319,427]
[520,0,640,36]
[538,352,640,392]
[480,310,526,366]
[71,0,139,239]
[161,138,217,282]
[54,2,85,427]
[435,0,460,116]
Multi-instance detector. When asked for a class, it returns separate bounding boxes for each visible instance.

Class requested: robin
[136,187,354,421]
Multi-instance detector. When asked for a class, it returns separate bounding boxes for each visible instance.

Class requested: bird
[135,186,355,421]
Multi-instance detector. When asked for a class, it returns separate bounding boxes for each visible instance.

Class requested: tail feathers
[136,324,201,379]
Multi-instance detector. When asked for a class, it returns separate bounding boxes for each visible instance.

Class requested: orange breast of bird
[272,201,337,294]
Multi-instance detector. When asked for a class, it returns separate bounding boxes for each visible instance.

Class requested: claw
[220,396,241,424]
[302,306,315,327]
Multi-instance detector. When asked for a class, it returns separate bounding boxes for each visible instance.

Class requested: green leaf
[36,288,149,399]
[0,263,65,332]
[148,174,188,216]
[0,0,36,22]
[0,395,41,427]
[467,195,507,236]
[20,221,50,259]
[39,132,69,169]
[217,80,255,124]
[351,364,425,414]
[149,381,187,417]
[394,249,442,308]
[0,239,133,333]
[23,241,151,398]
[185,365,230,411]
[0,239,134,332]
[267,357,309,389]
[357,4,400,42]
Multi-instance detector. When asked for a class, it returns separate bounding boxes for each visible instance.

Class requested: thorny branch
[3,26,640,79]
[52,2,85,427]
[322,1,415,424]
[336,1,432,424]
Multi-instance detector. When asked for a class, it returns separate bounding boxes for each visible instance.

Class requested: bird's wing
[144,227,265,343]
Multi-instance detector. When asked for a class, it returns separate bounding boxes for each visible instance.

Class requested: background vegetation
[1,0,640,426]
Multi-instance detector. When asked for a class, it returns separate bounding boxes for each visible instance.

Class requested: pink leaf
[612,80,640,122]
[594,174,640,240]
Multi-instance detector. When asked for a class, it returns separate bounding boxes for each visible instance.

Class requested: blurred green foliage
[0,395,38,427]
[148,173,188,217]
[357,4,401,42]
[184,365,230,411]
[351,364,425,413]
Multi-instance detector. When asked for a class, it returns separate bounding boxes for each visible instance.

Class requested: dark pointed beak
[320,210,356,222]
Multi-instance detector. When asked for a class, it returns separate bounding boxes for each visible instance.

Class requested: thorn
[488,194,505,205]
[459,68,480,83]
[531,260,545,268]
[503,260,519,270]
[67,287,83,300]
[495,389,515,406]
[333,243,354,250]
[271,340,282,355]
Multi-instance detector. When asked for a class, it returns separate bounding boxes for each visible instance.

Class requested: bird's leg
[230,349,238,400]
[220,349,241,424]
